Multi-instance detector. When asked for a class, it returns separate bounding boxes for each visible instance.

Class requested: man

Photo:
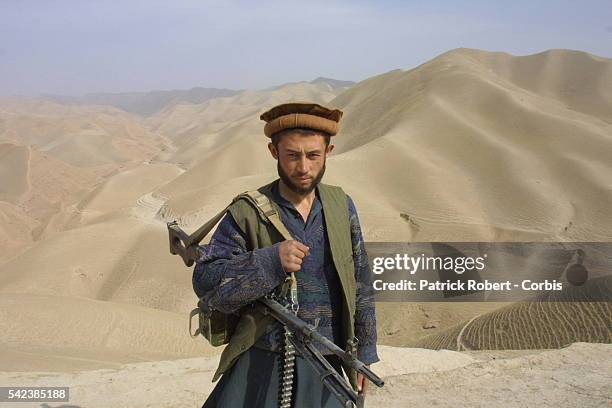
[192,102,378,407]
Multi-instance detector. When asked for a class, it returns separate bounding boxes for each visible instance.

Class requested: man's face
[268,131,334,195]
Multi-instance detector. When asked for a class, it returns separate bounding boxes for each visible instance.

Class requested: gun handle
[167,221,198,267]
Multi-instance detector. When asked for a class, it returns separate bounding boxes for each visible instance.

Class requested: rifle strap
[240,190,293,241]
[185,189,293,245]
[240,190,298,303]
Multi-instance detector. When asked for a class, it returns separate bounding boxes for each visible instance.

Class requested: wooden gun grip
[167,221,199,267]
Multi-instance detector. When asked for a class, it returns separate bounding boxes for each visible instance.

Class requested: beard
[277,161,326,195]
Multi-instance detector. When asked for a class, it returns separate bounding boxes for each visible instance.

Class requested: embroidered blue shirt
[192,180,379,365]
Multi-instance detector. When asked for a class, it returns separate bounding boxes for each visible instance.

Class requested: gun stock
[167,221,199,267]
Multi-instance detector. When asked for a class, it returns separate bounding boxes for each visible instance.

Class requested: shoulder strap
[239,190,297,303]
[239,190,293,241]
[185,189,293,247]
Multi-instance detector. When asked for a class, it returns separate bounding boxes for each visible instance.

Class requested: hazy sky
[1,0,611,96]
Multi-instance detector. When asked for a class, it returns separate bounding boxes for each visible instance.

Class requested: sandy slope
[0,143,96,209]
[68,162,183,226]
[0,142,99,262]
[0,215,196,314]
[0,201,38,262]
[326,49,612,241]
[0,293,215,371]
[0,343,608,408]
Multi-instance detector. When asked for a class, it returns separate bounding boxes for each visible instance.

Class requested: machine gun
[166,220,384,408]
[256,294,384,408]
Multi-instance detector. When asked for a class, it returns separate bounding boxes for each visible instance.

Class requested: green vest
[211,180,358,389]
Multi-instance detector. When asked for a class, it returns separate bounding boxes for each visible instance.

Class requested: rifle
[167,220,384,408]
[256,295,384,408]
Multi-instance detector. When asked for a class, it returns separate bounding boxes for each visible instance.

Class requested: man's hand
[279,240,310,273]
[357,366,370,395]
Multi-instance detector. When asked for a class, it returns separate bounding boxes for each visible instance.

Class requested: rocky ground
[0,342,609,408]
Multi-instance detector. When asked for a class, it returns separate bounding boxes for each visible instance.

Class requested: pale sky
[1,0,611,96]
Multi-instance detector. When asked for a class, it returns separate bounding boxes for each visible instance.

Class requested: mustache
[277,162,326,194]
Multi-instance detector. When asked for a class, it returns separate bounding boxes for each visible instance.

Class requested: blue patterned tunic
[192,180,379,365]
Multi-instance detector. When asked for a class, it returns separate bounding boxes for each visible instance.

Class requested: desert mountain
[0,98,170,167]
[147,80,344,168]
[45,86,241,116]
[158,48,612,243]
[310,76,356,88]
[265,77,355,92]
[0,99,174,262]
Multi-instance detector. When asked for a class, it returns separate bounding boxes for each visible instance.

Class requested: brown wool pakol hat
[260,102,344,138]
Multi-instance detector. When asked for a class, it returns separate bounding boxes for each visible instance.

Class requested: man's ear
[326,144,335,155]
[268,142,279,159]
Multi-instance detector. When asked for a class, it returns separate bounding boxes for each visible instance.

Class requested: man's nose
[297,156,309,173]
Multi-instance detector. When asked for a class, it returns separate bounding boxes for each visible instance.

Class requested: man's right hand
[278,240,310,273]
